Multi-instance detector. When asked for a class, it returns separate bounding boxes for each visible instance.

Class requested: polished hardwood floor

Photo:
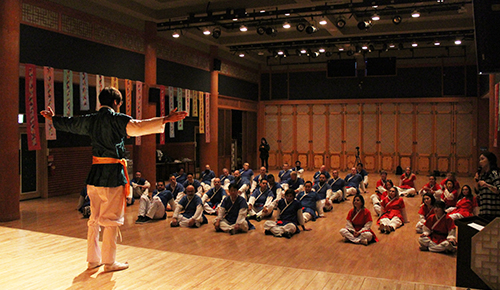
[0,171,478,290]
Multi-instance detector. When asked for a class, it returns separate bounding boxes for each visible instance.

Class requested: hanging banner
[169,86,175,138]
[96,75,105,110]
[185,89,191,117]
[125,79,132,116]
[25,64,41,151]
[44,66,56,140]
[135,81,143,145]
[79,72,89,111]
[63,70,73,117]
[160,85,166,145]
[192,90,198,117]
[205,92,210,143]
[177,87,184,130]
[199,91,205,134]
[495,83,500,147]
[111,77,119,89]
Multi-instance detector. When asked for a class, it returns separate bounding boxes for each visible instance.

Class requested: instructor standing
[41,87,186,272]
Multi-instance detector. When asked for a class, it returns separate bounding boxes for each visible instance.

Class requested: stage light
[239,52,245,57]
[310,51,319,58]
[300,48,307,54]
[306,25,318,34]
[392,15,402,24]
[257,26,265,35]
[239,25,247,32]
[296,23,306,32]
[284,13,290,16]
[203,28,211,35]
[319,19,328,25]
[172,30,180,38]
[412,41,418,47]
[277,50,284,55]
[455,39,462,45]
[362,45,368,50]
[372,14,380,21]
[283,22,291,29]
[212,27,221,39]
[265,27,276,35]
[434,40,441,46]
[411,10,420,18]
[389,43,395,48]
[357,20,372,30]
[338,47,344,51]
[335,17,346,29]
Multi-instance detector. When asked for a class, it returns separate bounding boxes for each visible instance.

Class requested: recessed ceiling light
[283,22,291,29]
[319,19,327,25]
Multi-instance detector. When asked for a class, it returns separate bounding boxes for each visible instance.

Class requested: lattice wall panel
[418,156,430,173]
[314,155,325,168]
[265,105,278,114]
[456,113,473,156]
[380,114,395,154]
[364,155,376,170]
[363,103,377,113]
[329,104,343,114]
[398,114,413,154]
[329,114,342,152]
[382,156,393,171]
[282,154,292,165]
[417,103,433,113]
[281,115,293,152]
[380,103,396,113]
[457,101,474,113]
[416,114,433,154]
[298,154,308,168]
[313,115,326,152]
[313,105,326,115]
[330,155,341,169]
[265,115,278,155]
[436,103,452,113]
[400,156,412,170]
[456,158,470,174]
[22,3,59,29]
[345,113,360,153]
[346,155,357,169]
[269,154,277,168]
[399,103,413,113]
[438,157,450,173]
[436,114,452,155]
[363,114,377,153]
[345,104,360,114]
[296,114,309,152]
[281,105,294,114]
[297,105,309,114]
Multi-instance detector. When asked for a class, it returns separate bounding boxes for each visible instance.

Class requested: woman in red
[398,167,417,197]
[340,194,377,245]
[378,187,409,234]
[416,192,436,233]
[446,185,479,220]
[419,200,457,253]
[440,179,458,208]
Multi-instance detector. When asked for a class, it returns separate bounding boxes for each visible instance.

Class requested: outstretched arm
[40,106,54,121]
[163,108,188,124]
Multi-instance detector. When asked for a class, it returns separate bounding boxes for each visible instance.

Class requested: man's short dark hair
[99,87,122,107]
[228,183,238,190]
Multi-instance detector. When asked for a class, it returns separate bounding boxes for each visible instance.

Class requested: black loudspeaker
[149,87,160,103]
[213,58,221,71]
[473,0,500,74]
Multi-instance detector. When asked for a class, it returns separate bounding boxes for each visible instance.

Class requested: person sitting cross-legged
[248,179,275,221]
[136,181,175,224]
[214,183,254,235]
[170,185,208,228]
[264,189,311,238]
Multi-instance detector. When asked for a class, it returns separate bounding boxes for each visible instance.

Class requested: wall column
[489,74,500,156]
[0,0,21,221]
[199,46,219,174]
[134,21,158,186]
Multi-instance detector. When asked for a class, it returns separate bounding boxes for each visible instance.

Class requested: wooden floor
[0,171,478,290]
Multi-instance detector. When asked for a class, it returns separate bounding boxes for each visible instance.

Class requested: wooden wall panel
[48,147,92,196]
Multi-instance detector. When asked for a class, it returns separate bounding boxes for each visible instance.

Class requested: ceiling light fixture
[300,48,307,54]
[357,20,372,30]
[434,40,441,46]
[338,47,344,51]
[212,27,221,39]
[389,44,395,48]
[335,17,346,29]
[172,30,180,38]
[319,19,328,25]
[306,25,318,34]
[239,25,248,32]
[411,10,420,18]
[283,22,291,29]
[392,15,402,24]
[296,23,306,32]
[319,48,326,53]
[412,41,418,47]
[455,39,462,45]
[239,52,245,57]
[372,13,380,21]
[203,28,211,35]
[257,26,265,35]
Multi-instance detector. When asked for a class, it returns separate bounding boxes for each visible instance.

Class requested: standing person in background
[259,138,270,170]
[40,87,187,272]
[475,151,500,222]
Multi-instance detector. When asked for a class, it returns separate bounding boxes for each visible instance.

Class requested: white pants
[248,207,273,218]
[397,187,416,197]
[316,200,329,217]
[138,194,166,219]
[370,194,382,216]
[303,212,313,223]
[264,220,297,236]
[201,183,211,193]
[346,187,357,197]
[87,185,125,265]
[204,203,217,214]
[215,219,249,233]
[132,186,148,199]
[415,219,425,233]
[448,213,464,220]
[363,176,369,188]
[281,183,289,191]
[379,216,403,230]
[339,228,373,244]
[177,215,202,228]
[419,236,456,252]
[329,190,343,202]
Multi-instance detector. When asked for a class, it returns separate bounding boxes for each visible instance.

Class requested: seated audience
[239,162,254,181]
[130,171,150,199]
[418,200,457,253]
[267,174,284,207]
[440,172,460,192]
[182,172,203,197]
[339,194,377,245]
[327,170,345,203]
[170,185,207,228]
[166,175,185,205]
[292,160,305,179]
[313,165,331,184]
[278,163,292,190]
[439,179,458,208]
[174,167,187,185]
[356,163,369,189]
[446,185,479,220]
[313,173,333,217]
[202,178,227,215]
[370,171,390,216]
[418,175,442,197]
[397,167,417,197]
[297,181,320,222]
[416,192,436,233]
[232,170,251,200]
[287,171,304,193]
[219,168,234,190]
[248,179,275,221]
[250,166,268,193]
[345,167,366,197]
[264,189,311,238]
[378,187,409,234]
[136,181,175,223]
[214,183,254,235]
[200,164,215,193]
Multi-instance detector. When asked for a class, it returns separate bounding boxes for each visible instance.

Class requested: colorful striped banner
[160,85,166,145]
[111,77,119,89]
[79,72,89,111]
[125,79,132,116]
[495,83,499,147]
[169,86,175,138]
[199,91,205,134]
[136,81,143,145]
[185,89,191,117]
[177,87,184,130]
[63,70,73,117]
[43,66,56,140]
[192,90,198,117]
[96,75,105,110]
[25,64,41,150]
[205,92,210,143]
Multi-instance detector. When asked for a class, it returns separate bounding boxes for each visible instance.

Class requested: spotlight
[306,25,318,34]
[389,44,395,48]
[372,14,380,21]
[310,51,319,58]
[277,50,284,56]
[455,39,462,45]
[319,48,326,53]
[172,30,180,38]
[412,41,418,47]
[357,20,372,30]
[212,27,221,39]
[265,27,276,36]
[239,52,245,57]
[257,26,265,35]
[319,19,328,25]
[300,48,307,54]
[283,22,291,29]
[434,40,441,46]
[203,28,211,35]
[338,47,344,51]
[392,15,402,25]
[335,17,346,29]
[239,25,248,32]
[362,45,368,50]
[284,13,290,16]
[411,10,420,18]
[296,23,306,32]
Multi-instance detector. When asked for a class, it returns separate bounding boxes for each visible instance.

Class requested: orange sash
[92,156,130,199]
